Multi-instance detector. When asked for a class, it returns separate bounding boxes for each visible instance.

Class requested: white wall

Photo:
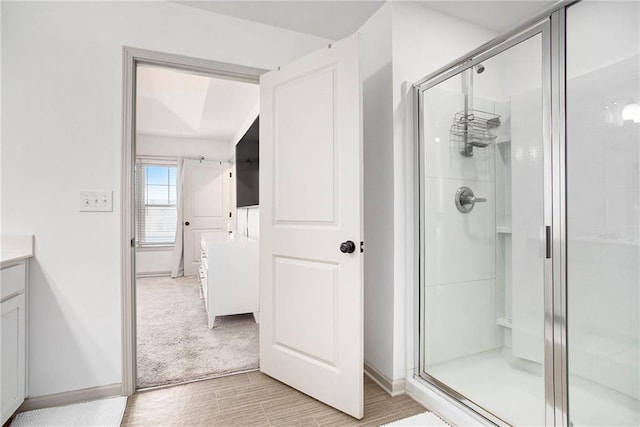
[136,248,174,277]
[1,1,328,397]
[565,1,640,80]
[229,103,260,156]
[390,2,496,381]
[359,2,396,383]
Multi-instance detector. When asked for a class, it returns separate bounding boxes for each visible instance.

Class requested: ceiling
[176,1,556,40]
[421,1,555,33]
[137,1,556,140]
[136,65,259,142]
[176,1,385,40]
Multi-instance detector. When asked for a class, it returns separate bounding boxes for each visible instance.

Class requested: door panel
[419,31,547,426]
[273,68,337,224]
[273,256,338,365]
[566,2,640,425]
[183,160,229,276]
[260,34,363,419]
[192,167,224,217]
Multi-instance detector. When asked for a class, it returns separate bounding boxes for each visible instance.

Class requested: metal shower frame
[413,1,578,425]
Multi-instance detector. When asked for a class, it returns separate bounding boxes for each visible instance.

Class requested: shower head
[474,64,485,74]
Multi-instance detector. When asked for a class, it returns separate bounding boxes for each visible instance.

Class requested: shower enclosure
[415,2,639,425]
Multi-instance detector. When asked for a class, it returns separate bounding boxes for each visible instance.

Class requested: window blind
[135,160,178,246]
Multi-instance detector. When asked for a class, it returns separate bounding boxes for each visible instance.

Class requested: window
[136,161,177,246]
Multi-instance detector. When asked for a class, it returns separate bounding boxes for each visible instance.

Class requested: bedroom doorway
[122,48,265,391]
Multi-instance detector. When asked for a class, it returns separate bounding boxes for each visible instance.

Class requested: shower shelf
[496,317,513,329]
[496,226,512,234]
[450,109,501,157]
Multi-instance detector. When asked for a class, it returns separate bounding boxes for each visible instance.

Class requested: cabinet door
[1,294,26,425]
[1,263,26,301]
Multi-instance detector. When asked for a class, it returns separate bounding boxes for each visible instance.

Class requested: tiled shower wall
[423,86,499,365]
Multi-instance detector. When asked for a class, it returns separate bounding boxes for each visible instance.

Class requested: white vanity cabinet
[200,233,258,328]
[1,234,33,425]
[1,263,27,424]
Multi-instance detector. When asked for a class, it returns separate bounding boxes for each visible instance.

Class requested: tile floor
[122,371,428,426]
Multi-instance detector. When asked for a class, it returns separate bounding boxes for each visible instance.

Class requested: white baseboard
[135,271,171,278]
[364,362,406,397]
[19,383,122,412]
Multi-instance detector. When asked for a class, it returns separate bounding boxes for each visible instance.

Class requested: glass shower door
[419,29,548,425]
[566,2,640,425]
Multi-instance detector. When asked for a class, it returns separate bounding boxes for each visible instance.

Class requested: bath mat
[11,396,127,427]
[383,411,451,426]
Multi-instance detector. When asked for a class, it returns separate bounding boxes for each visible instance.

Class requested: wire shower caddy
[450,109,501,157]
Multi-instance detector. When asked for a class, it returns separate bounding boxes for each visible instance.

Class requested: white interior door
[260,34,363,419]
[183,159,229,276]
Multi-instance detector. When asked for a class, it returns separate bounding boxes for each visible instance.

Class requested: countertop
[1,234,34,268]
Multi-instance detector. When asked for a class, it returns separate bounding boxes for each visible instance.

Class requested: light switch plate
[79,191,113,212]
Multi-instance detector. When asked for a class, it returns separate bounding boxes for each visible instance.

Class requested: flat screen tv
[235,117,259,207]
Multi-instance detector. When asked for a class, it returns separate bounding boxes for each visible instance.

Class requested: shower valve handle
[466,196,487,204]
[455,186,486,213]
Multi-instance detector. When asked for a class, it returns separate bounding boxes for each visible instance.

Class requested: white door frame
[120,46,265,395]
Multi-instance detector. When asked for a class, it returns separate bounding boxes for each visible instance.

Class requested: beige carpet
[136,276,259,388]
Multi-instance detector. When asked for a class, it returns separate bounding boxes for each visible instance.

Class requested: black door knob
[340,240,356,254]
[185,221,190,226]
